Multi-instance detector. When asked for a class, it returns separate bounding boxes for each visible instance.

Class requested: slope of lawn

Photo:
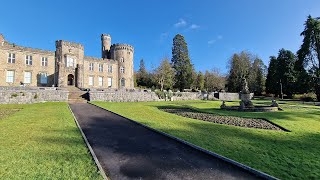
[92,100,320,180]
[0,102,102,179]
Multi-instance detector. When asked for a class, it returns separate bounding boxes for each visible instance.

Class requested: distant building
[0,34,134,89]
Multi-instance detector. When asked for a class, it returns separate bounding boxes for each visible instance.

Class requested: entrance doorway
[67,74,74,86]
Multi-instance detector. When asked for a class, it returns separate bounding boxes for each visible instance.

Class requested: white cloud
[208,35,223,45]
[174,19,187,28]
[208,39,216,44]
[190,24,200,29]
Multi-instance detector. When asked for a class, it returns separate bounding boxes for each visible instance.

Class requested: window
[25,55,32,65]
[24,72,32,84]
[120,57,124,62]
[127,51,130,55]
[108,77,112,87]
[121,78,125,87]
[98,76,103,86]
[99,64,103,72]
[6,70,14,83]
[89,63,94,71]
[120,66,125,73]
[65,57,74,67]
[89,76,94,86]
[41,57,48,66]
[40,73,47,84]
[108,65,113,73]
[8,53,15,63]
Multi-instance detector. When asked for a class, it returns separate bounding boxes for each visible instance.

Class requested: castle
[0,34,134,89]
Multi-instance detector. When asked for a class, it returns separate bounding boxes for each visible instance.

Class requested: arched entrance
[67,74,74,86]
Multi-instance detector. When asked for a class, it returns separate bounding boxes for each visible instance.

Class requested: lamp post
[280,79,283,100]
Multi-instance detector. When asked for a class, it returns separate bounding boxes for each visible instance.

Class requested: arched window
[121,78,125,87]
[120,57,124,62]
[120,66,125,73]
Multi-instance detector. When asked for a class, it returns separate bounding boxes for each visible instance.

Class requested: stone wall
[171,92,203,101]
[218,92,254,101]
[0,89,68,104]
[89,89,160,102]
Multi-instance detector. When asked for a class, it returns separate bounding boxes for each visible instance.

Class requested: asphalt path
[70,103,262,180]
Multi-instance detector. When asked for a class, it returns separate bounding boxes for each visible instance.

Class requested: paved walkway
[69,103,262,180]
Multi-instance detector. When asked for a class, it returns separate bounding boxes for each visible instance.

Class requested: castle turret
[110,44,134,89]
[101,34,111,59]
[0,34,4,46]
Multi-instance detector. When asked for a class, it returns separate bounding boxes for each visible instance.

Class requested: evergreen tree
[196,71,205,90]
[226,51,251,92]
[171,34,193,91]
[136,59,150,87]
[277,49,297,98]
[297,15,320,100]
[266,56,279,95]
[247,58,266,95]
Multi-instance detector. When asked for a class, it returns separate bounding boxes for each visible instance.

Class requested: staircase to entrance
[67,86,89,103]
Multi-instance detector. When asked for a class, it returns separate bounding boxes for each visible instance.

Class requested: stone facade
[0,33,134,89]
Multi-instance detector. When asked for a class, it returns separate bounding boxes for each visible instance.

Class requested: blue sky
[1,0,320,74]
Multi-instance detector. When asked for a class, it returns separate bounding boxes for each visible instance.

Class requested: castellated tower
[55,40,84,87]
[110,44,134,89]
[0,34,4,46]
[101,34,111,59]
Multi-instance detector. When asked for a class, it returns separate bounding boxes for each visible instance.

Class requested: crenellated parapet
[110,43,134,53]
[55,40,84,50]
[1,41,54,55]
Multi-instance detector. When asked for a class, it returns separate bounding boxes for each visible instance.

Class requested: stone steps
[67,86,88,103]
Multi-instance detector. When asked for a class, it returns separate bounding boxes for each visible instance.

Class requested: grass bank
[92,100,320,179]
[0,102,102,179]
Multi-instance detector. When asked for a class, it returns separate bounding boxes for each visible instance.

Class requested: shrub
[34,94,38,99]
[11,93,18,98]
[294,93,317,102]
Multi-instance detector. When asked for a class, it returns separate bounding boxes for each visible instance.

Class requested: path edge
[68,103,109,180]
[89,102,279,180]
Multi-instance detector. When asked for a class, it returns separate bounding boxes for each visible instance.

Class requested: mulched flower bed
[161,108,284,131]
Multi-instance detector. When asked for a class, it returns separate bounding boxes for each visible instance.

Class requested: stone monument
[240,78,254,109]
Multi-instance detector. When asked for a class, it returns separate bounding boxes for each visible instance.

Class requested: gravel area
[161,108,283,131]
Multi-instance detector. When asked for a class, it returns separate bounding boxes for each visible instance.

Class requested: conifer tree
[171,34,193,91]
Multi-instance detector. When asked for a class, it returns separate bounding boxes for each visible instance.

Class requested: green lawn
[92,100,320,180]
[0,102,102,179]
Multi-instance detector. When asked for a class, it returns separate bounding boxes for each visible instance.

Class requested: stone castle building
[0,33,134,89]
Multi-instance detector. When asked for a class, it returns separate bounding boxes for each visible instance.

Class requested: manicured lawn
[0,102,102,179]
[92,100,320,179]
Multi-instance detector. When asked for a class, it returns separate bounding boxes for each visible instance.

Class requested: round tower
[101,34,111,58]
[110,44,134,89]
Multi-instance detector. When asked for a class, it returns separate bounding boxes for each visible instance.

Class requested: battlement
[55,40,84,50]
[1,41,54,55]
[84,56,117,63]
[110,43,134,52]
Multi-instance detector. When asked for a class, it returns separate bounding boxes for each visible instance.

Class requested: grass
[92,100,320,180]
[0,102,102,179]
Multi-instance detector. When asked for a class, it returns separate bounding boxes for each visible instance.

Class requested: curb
[89,102,279,180]
[68,103,109,180]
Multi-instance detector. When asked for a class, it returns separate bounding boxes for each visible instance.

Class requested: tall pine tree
[297,15,320,100]
[171,34,193,91]
[266,56,279,95]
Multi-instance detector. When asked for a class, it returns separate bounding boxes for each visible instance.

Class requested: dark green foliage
[266,56,279,95]
[276,49,297,98]
[136,59,149,87]
[226,52,251,92]
[196,71,205,90]
[297,15,320,100]
[247,58,266,95]
[171,34,193,91]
